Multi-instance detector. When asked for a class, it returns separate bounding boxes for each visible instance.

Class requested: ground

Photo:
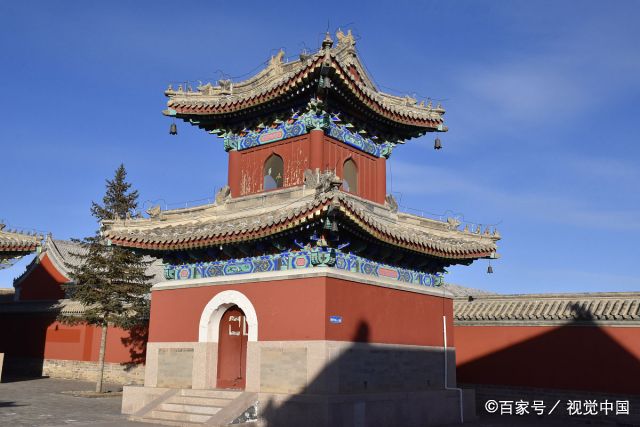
[0,377,622,426]
[0,377,162,427]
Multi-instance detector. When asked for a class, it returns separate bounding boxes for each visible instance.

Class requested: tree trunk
[96,323,108,393]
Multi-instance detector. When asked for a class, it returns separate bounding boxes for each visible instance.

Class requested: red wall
[148,276,450,348]
[325,278,453,346]
[0,314,144,364]
[227,131,386,204]
[2,252,146,366]
[149,278,327,343]
[455,325,640,394]
[17,254,67,301]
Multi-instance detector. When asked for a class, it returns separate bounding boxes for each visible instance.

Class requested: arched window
[263,154,284,190]
[343,158,358,194]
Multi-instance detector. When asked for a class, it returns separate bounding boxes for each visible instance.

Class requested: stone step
[179,388,243,399]
[148,409,212,423]
[130,415,203,426]
[160,402,222,415]
[166,395,234,407]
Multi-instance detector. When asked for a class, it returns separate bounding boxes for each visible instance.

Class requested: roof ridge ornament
[315,169,343,195]
[321,32,334,50]
[336,29,356,49]
[269,49,285,76]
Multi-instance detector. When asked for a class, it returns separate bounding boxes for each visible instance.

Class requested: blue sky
[1,1,639,294]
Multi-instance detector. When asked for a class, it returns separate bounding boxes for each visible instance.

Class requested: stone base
[144,340,457,393]
[122,385,475,426]
[2,356,144,384]
[259,390,475,427]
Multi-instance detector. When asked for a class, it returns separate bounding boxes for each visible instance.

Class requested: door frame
[198,290,259,390]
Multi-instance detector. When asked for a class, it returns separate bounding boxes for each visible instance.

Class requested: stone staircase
[130,388,258,426]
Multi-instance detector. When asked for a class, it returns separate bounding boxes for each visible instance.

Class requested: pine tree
[90,164,139,221]
[60,164,152,393]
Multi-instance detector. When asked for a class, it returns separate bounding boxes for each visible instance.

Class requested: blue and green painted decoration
[219,111,395,158]
[164,248,443,288]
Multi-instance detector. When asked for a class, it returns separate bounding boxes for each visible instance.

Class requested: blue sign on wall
[329,315,343,324]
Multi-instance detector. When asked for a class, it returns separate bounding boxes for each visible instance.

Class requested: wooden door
[216,306,248,389]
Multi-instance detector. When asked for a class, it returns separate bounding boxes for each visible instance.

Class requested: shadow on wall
[120,323,149,370]
[259,320,459,427]
[0,303,59,382]
[0,302,149,382]
[457,303,640,395]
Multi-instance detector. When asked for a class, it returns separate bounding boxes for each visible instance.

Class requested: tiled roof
[0,225,40,255]
[0,224,41,269]
[0,298,89,315]
[13,236,166,287]
[454,293,640,325]
[0,288,14,303]
[164,30,445,134]
[103,186,499,261]
[444,283,497,298]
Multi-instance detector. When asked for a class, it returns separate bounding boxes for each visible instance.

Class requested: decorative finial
[322,32,334,49]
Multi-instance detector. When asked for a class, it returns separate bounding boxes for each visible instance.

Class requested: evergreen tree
[60,164,152,393]
[90,164,139,221]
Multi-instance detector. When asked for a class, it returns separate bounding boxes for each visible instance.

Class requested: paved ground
[0,377,628,426]
[0,377,162,427]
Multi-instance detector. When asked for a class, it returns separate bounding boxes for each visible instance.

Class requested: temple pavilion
[0,223,41,270]
[109,31,500,427]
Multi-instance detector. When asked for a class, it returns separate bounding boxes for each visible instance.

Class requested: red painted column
[309,130,324,171]
[228,150,241,197]
[375,157,387,204]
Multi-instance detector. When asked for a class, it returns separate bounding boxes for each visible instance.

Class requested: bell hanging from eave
[434,136,442,150]
[487,264,494,274]
[169,123,178,135]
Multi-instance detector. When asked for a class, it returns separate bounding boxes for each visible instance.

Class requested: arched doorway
[198,290,258,390]
[216,305,248,389]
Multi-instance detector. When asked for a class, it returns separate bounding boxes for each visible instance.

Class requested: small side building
[0,236,164,384]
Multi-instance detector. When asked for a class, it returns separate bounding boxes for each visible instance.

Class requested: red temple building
[0,236,163,383]
[2,31,638,426]
[104,31,500,426]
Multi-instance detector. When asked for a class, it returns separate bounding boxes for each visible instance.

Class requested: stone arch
[198,290,258,342]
